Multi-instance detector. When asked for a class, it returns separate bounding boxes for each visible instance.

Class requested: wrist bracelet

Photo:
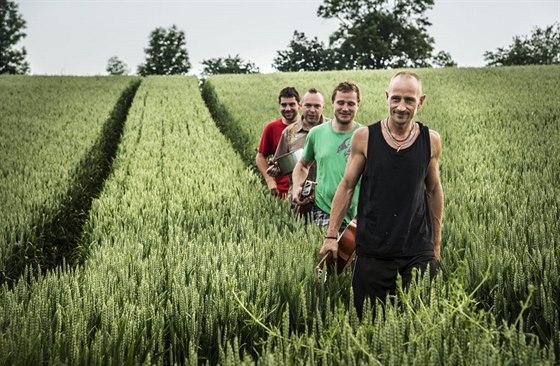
[324,236,337,240]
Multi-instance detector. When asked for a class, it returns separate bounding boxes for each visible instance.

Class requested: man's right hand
[292,185,312,206]
[292,185,303,204]
[320,238,338,260]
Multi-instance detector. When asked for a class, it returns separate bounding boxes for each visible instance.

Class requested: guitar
[295,180,316,217]
[316,217,357,279]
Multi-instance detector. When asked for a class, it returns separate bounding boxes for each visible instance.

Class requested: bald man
[319,71,444,319]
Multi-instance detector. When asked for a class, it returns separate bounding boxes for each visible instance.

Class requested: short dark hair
[278,87,300,104]
[331,81,360,104]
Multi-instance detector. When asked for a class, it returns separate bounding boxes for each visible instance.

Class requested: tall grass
[0,68,557,364]
[203,65,560,358]
[0,76,139,283]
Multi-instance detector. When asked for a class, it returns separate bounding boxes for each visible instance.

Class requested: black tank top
[356,121,434,258]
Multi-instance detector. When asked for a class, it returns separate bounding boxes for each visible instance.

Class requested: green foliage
[200,54,259,80]
[201,79,255,167]
[484,22,560,66]
[317,0,435,69]
[0,67,559,364]
[0,76,139,283]
[0,0,30,74]
[106,56,129,75]
[137,25,191,76]
[273,31,339,72]
[274,1,454,71]
[431,50,457,67]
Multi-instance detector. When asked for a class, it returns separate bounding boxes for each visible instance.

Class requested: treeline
[2,1,559,78]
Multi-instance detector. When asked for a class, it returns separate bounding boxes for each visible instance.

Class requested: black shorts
[352,254,437,319]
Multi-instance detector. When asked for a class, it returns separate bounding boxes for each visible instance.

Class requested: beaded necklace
[385,119,416,152]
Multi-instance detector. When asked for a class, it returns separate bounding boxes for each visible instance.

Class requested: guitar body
[315,217,358,281]
[336,217,357,274]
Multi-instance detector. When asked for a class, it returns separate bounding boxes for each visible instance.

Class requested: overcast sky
[16,0,560,76]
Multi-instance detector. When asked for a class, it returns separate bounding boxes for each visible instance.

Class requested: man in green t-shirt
[292,81,362,229]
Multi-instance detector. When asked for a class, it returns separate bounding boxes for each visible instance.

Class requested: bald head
[388,71,423,97]
[303,88,325,105]
[301,88,325,126]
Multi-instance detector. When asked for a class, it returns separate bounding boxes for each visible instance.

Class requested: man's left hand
[267,163,280,177]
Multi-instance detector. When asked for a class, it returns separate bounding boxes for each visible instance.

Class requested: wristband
[324,236,337,240]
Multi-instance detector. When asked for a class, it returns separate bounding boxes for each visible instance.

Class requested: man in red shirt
[256,87,300,198]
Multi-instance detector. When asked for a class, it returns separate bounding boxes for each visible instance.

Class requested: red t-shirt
[258,118,290,195]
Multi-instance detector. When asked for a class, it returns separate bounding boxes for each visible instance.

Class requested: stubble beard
[305,114,319,125]
[391,110,412,126]
[336,114,353,125]
[282,111,297,123]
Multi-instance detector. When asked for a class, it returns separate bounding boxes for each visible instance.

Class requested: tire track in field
[200,80,255,168]
[3,79,142,285]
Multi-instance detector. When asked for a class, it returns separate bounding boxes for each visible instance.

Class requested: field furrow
[0,76,140,283]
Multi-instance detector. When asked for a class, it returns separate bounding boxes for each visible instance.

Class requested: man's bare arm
[426,130,444,261]
[256,152,279,196]
[319,127,368,259]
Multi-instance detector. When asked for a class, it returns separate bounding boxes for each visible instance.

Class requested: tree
[317,0,435,69]
[106,56,129,75]
[484,23,560,66]
[137,25,191,76]
[0,0,30,74]
[272,31,339,72]
[200,54,259,79]
[431,50,457,67]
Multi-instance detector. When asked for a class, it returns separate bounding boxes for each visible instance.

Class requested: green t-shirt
[302,121,361,224]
